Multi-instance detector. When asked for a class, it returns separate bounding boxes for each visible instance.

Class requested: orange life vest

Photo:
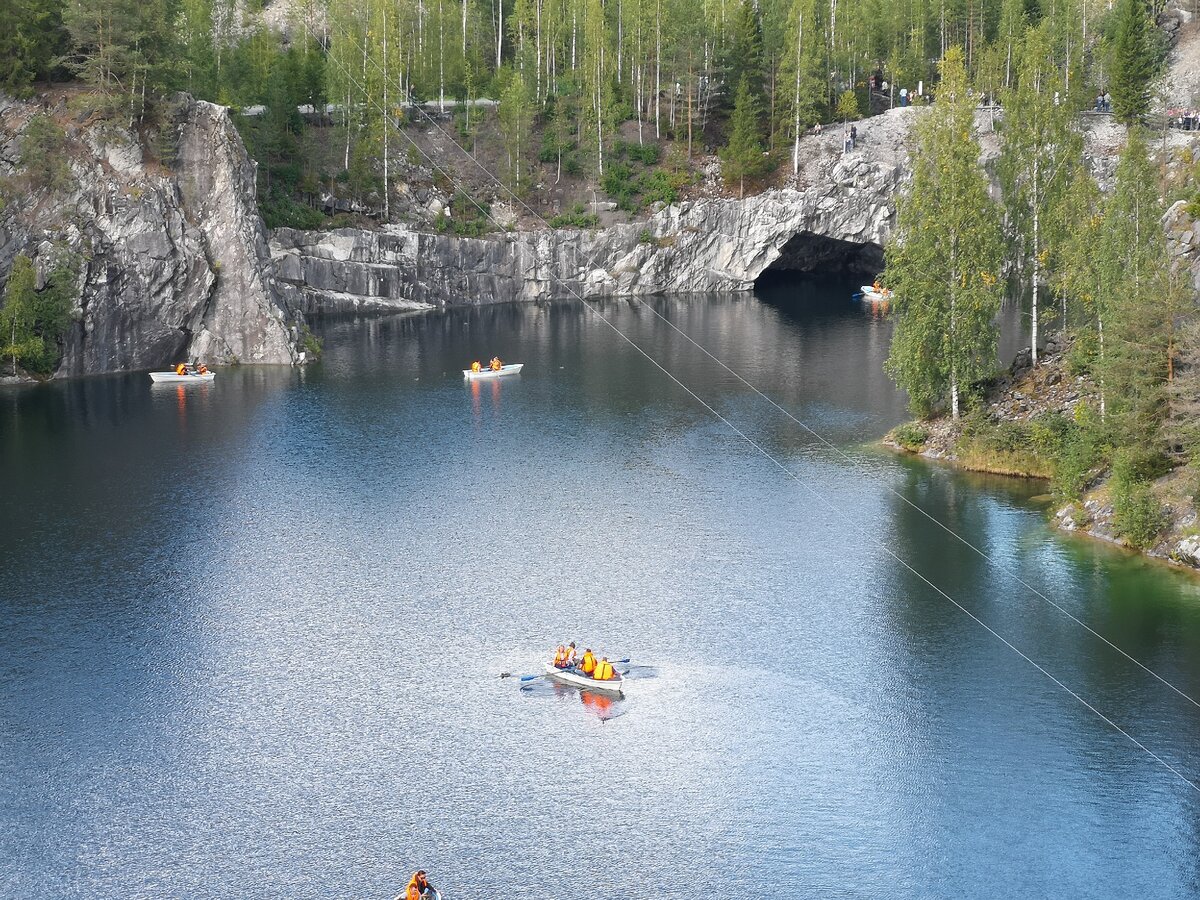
[471,361,482,372]
[581,651,596,675]
[594,659,615,681]
[490,357,502,371]
[553,645,567,667]
[175,363,186,375]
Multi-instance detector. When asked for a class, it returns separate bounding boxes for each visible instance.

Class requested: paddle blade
[519,673,542,682]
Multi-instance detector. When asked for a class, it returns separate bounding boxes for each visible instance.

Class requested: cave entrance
[755,231,884,284]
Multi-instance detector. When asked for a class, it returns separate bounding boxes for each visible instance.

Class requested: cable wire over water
[317,32,1200,793]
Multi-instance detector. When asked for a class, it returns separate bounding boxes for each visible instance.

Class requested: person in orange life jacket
[593,656,616,680]
[470,360,482,373]
[553,644,568,668]
[489,356,503,371]
[563,641,578,667]
[400,870,435,900]
[175,362,187,376]
[580,648,597,675]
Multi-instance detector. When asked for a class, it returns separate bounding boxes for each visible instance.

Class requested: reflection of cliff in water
[314,282,914,450]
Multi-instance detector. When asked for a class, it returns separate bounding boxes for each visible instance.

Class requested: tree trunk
[1031,195,1039,367]
[383,27,390,221]
[792,13,803,175]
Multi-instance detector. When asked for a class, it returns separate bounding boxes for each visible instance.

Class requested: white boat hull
[463,363,523,380]
[544,662,624,694]
[149,372,215,383]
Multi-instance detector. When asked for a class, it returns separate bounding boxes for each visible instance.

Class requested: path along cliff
[269,109,915,315]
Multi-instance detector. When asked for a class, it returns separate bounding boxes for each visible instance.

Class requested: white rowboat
[149,371,215,383]
[860,286,893,303]
[463,363,523,380]
[543,662,624,695]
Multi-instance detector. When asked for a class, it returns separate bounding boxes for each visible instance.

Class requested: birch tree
[884,48,1004,419]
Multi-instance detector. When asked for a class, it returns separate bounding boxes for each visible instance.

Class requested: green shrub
[0,252,77,376]
[1065,328,1099,376]
[638,229,656,244]
[619,141,661,165]
[638,169,684,205]
[1112,446,1172,483]
[892,421,929,450]
[21,115,73,192]
[1112,478,1165,549]
[602,161,639,211]
[299,322,322,358]
[549,203,600,228]
[259,188,326,230]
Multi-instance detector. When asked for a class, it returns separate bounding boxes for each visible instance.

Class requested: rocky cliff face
[0,93,298,376]
[272,117,908,314]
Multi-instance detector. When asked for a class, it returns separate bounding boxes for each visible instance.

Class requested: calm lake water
[4,279,1200,899]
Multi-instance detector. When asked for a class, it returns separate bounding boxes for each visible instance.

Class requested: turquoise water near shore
[3,281,1200,898]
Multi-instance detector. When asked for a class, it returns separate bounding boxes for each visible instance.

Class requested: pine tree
[884,48,1005,419]
[720,74,766,197]
[1110,0,1158,125]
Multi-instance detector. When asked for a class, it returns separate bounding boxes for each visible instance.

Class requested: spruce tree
[1110,0,1158,125]
[1096,129,1171,446]
[721,75,766,198]
[727,0,766,115]
[884,48,1005,419]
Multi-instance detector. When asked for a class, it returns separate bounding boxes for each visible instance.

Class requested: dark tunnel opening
[755,231,884,284]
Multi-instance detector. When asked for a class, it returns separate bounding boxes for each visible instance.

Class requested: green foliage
[548,204,600,228]
[1,0,67,93]
[258,187,326,231]
[884,49,1005,419]
[299,322,323,359]
[20,115,73,193]
[1096,129,1172,450]
[602,162,638,210]
[998,20,1081,354]
[1109,0,1159,124]
[1111,454,1167,548]
[498,69,535,190]
[435,192,492,236]
[1065,328,1099,377]
[0,253,77,377]
[727,0,767,115]
[835,90,861,121]
[614,141,662,166]
[721,76,768,198]
[892,422,929,450]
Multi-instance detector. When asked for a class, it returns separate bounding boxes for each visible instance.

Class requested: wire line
[315,31,1200,793]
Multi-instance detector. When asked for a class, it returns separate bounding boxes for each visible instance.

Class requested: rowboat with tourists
[149,363,214,383]
[542,662,625,694]
[463,356,523,380]
[542,642,625,694]
[859,280,893,303]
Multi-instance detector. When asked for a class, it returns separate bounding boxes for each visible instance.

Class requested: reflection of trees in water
[881,457,1200,783]
[315,283,910,451]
